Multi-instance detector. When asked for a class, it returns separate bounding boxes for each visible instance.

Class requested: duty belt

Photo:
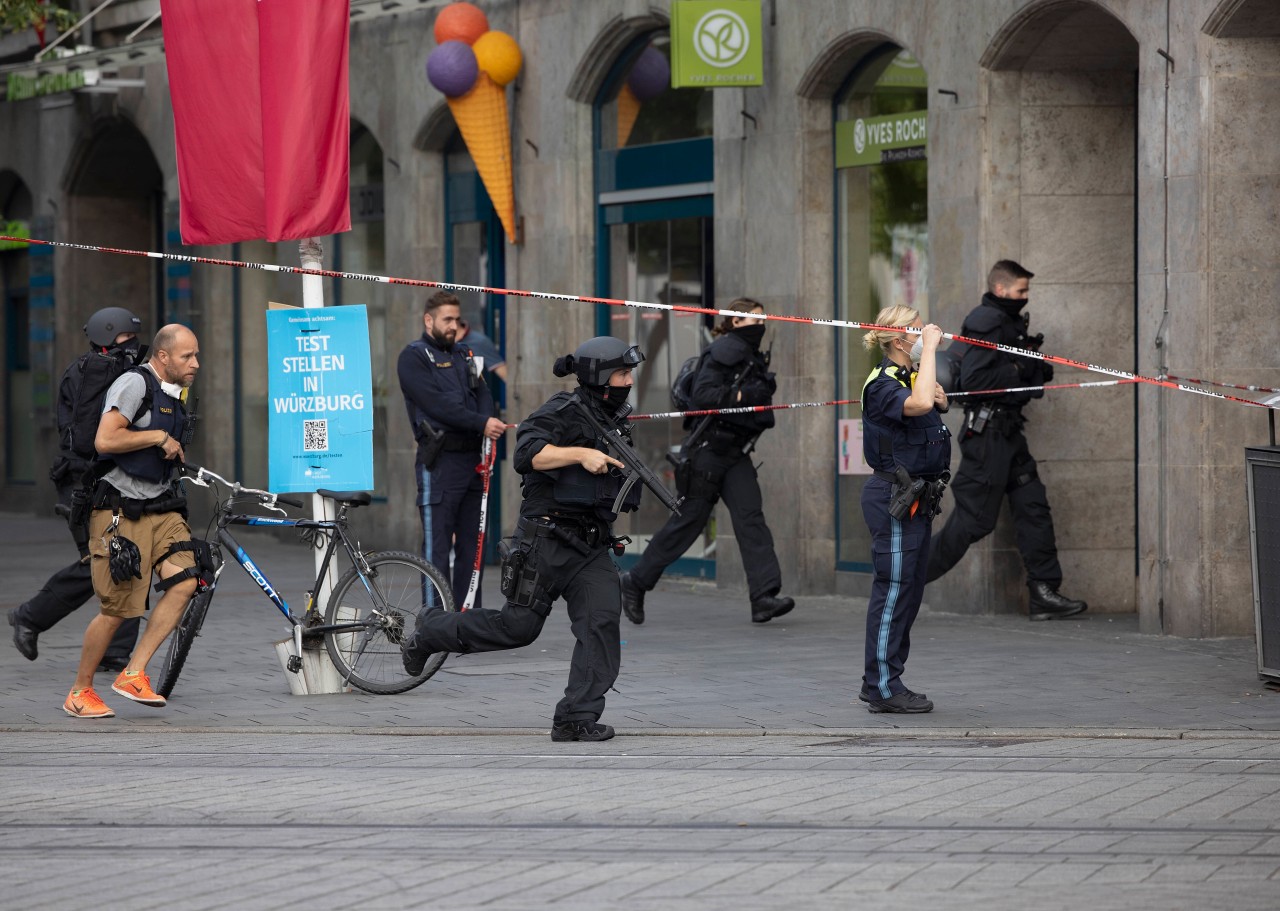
[872,470,946,484]
[92,480,187,520]
[441,431,483,453]
[525,513,630,556]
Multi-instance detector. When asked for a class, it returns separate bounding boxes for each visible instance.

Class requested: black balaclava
[731,323,766,349]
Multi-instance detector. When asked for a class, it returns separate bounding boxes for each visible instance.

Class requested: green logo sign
[0,220,30,251]
[6,69,90,103]
[671,1,764,88]
[835,110,928,168]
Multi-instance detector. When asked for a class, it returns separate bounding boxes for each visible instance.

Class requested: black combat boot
[401,633,434,677]
[620,572,646,625]
[751,594,795,624]
[1028,582,1087,621]
[8,610,38,661]
[550,720,616,742]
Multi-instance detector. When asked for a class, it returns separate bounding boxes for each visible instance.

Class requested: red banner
[161,0,351,245]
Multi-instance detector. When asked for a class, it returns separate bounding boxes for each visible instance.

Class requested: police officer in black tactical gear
[398,291,506,610]
[620,298,794,625]
[9,307,144,671]
[860,307,951,714]
[402,336,660,743]
[925,260,1087,621]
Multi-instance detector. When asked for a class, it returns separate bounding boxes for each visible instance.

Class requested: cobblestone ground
[4,733,1280,910]
[4,512,1280,908]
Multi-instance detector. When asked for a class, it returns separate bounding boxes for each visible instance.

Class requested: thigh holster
[155,538,220,594]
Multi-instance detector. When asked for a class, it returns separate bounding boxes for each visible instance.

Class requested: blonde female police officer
[859,308,950,714]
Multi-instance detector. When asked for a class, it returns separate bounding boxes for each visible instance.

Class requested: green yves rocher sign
[835,110,928,168]
[670,1,764,88]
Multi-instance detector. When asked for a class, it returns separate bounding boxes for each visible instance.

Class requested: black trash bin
[1248,436,1280,683]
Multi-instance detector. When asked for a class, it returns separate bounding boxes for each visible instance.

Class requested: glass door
[607,213,714,576]
[445,136,506,561]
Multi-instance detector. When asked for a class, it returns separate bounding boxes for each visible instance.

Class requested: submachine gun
[572,395,683,517]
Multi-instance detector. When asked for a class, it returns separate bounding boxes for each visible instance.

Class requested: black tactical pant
[408,517,622,724]
[630,442,781,604]
[926,422,1062,587]
[16,478,138,662]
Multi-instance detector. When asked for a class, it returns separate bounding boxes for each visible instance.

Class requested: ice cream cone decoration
[615,45,670,148]
[426,3,522,244]
[616,83,641,148]
[447,72,515,244]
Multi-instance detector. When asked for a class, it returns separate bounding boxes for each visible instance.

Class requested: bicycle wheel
[324,550,455,694]
[156,587,215,698]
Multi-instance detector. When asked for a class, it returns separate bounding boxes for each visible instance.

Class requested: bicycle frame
[213,510,375,675]
[182,465,406,681]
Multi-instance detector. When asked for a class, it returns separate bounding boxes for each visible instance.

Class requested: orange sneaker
[111,670,166,707]
[63,687,115,719]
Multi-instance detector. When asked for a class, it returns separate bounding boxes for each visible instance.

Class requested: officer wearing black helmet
[402,336,651,743]
[9,307,145,670]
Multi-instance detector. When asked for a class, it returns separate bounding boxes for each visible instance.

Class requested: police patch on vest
[436,361,453,368]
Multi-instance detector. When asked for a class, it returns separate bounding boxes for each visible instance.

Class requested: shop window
[834,48,929,570]
[595,32,715,577]
[2,174,34,484]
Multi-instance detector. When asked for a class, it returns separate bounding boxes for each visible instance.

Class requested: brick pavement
[1,511,1275,736]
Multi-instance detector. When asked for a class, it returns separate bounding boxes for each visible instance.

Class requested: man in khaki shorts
[64,324,202,718]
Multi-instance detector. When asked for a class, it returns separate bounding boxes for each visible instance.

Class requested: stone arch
[564,10,668,104]
[59,115,164,372]
[974,0,1140,616]
[1203,0,1280,38]
[63,115,162,198]
[981,0,1137,71]
[795,29,906,100]
[413,101,455,154]
[0,169,33,220]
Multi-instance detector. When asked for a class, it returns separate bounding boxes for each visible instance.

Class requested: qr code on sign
[303,419,329,452]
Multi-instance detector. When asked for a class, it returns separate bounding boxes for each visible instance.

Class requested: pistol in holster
[887,465,928,521]
[415,419,446,470]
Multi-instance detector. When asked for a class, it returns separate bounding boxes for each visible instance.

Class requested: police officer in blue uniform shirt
[397,291,506,610]
[859,306,951,714]
[402,337,651,743]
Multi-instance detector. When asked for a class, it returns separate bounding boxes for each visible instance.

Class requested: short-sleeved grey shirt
[100,368,173,499]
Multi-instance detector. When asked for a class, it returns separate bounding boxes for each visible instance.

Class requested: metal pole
[297,237,344,693]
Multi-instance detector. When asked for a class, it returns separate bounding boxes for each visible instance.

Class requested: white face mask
[148,363,185,399]
[900,337,923,365]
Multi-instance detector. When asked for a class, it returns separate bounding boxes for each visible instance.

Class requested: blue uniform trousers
[861,476,933,699]
[417,451,484,610]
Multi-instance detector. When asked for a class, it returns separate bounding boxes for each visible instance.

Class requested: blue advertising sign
[266,306,374,493]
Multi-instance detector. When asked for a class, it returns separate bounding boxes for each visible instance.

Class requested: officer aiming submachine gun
[572,395,684,517]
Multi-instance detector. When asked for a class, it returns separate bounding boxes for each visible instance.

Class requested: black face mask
[732,323,767,348]
[986,292,1028,317]
[581,383,630,415]
[110,339,143,364]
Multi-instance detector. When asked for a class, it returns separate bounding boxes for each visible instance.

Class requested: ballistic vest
[110,367,188,485]
[861,360,951,477]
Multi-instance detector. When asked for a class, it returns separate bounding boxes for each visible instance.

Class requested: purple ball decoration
[427,40,479,98]
[627,46,669,102]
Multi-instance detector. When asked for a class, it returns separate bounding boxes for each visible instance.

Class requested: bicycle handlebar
[181,465,297,513]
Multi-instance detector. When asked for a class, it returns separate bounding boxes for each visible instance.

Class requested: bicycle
[156,466,455,698]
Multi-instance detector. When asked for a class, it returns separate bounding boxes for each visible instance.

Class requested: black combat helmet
[554,336,644,387]
[84,307,142,349]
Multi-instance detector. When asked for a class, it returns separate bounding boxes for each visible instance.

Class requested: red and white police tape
[627,380,1138,422]
[2,235,1273,411]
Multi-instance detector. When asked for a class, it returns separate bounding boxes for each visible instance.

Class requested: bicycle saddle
[316,489,372,507]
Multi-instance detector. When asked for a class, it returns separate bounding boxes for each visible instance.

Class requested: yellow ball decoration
[473,30,522,86]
